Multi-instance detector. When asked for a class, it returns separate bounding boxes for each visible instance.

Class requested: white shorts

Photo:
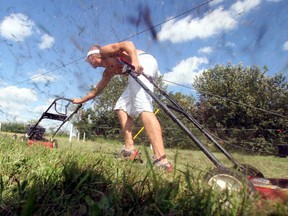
[114,53,159,118]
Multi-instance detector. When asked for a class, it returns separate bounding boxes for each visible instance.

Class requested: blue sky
[0,0,287,124]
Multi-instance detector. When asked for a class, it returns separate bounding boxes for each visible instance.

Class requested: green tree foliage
[0,122,27,133]
[156,92,199,149]
[193,63,288,153]
[74,76,126,140]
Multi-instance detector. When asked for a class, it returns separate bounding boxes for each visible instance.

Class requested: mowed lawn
[1,132,287,178]
[55,135,288,179]
[1,132,288,215]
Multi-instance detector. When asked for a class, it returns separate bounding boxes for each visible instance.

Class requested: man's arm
[100,41,143,73]
[73,70,112,104]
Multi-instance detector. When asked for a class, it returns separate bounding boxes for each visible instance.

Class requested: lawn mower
[117,57,288,201]
[23,97,82,149]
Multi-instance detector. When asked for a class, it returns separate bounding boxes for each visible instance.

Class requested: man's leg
[116,109,134,150]
[140,111,168,164]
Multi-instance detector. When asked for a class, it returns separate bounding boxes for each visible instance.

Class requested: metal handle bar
[52,97,81,115]
[27,97,82,139]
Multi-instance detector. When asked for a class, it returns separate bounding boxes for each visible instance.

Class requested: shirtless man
[73,41,172,172]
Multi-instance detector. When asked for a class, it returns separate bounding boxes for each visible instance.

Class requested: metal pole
[69,124,73,142]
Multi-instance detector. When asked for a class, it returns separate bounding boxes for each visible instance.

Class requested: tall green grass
[0,134,287,215]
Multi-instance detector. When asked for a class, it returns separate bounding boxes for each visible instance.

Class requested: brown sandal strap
[153,154,167,164]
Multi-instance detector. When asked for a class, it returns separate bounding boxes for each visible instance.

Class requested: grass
[59,135,288,178]
[0,132,287,215]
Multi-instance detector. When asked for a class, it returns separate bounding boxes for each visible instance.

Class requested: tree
[0,122,27,133]
[74,75,126,140]
[193,63,288,153]
[156,91,199,149]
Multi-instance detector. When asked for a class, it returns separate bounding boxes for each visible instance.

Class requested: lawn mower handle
[116,57,153,82]
[54,97,74,103]
[50,97,82,138]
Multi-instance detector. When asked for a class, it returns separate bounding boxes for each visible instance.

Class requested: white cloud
[32,98,55,114]
[0,79,7,86]
[0,86,37,103]
[39,34,55,49]
[30,69,57,83]
[0,86,38,121]
[199,46,213,54]
[225,41,236,48]
[31,74,57,83]
[0,13,54,50]
[283,41,288,51]
[210,0,224,6]
[163,56,208,85]
[33,105,49,114]
[158,0,261,43]
[0,13,34,42]
[230,0,261,15]
[158,8,236,43]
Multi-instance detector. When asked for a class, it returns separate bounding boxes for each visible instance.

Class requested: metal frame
[27,97,82,140]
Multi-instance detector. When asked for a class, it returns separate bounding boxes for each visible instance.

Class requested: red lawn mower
[23,97,82,148]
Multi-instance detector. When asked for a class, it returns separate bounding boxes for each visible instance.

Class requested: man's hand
[118,57,143,75]
[132,62,144,75]
[72,98,84,104]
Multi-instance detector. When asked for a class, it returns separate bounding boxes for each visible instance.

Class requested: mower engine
[27,125,46,141]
